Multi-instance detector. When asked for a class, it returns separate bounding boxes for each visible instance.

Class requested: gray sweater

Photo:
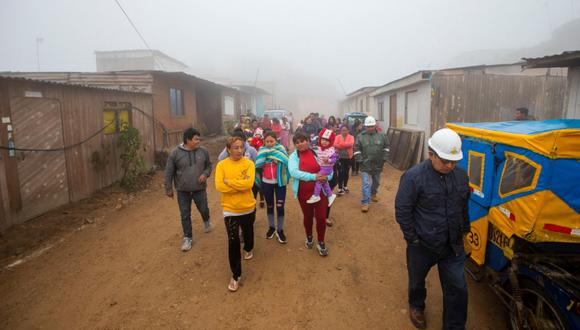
[164,144,212,193]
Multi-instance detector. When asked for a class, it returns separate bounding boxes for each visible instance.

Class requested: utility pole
[36,37,43,71]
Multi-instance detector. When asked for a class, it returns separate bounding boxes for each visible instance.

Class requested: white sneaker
[306,195,321,204]
[328,194,337,206]
[181,237,192,251]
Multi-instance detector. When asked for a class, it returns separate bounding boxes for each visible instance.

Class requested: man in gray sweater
[165,128,213,251]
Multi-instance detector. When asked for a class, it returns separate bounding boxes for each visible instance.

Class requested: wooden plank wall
[430,72,567,133]
[0,78,154,229]
[386,127,425,170]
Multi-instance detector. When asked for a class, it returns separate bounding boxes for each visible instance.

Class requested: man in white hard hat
[394,128,470,330]
[353,116,390,213]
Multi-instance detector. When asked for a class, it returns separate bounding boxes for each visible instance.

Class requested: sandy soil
[0,137,507,329]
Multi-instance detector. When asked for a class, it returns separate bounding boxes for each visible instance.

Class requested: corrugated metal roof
[0,74,152,94]
[523,51,580,68]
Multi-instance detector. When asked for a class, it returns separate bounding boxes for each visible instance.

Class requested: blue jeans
[407,243,468,330]
[360,171,381,205]
[177,190,210,238]
[261,183,286,231]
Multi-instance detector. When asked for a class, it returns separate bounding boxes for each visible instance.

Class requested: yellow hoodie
[215,157,256,214]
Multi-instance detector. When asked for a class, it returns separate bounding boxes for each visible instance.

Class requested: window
[498,152,541,198]
[224,96,235,116]
[378,101,384,121]
[405,90,418,125]
[468,151,485,191]
[103,102,131,134]
[170,88,184,116]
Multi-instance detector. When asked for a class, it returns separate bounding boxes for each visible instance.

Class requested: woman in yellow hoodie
[215,136,256,292]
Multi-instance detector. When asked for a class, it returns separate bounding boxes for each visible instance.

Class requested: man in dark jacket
[353,116,389,212]
[395,128,470,330]
[165,128,213,252]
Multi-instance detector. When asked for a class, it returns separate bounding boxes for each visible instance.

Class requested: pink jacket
[334,134,354,159]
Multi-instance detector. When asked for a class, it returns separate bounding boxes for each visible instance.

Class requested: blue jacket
[288,149,334,199]
[395,160,470,254]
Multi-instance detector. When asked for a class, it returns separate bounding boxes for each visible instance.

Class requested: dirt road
[0,137,506,329]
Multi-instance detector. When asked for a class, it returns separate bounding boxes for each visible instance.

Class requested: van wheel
[508,279,569,330]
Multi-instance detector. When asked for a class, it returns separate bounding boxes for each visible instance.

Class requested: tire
[508,278,570,330]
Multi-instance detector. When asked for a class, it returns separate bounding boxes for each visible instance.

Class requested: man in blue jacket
[395,128,470,330]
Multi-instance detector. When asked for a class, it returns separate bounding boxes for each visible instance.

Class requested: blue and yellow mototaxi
[447,119,580,329]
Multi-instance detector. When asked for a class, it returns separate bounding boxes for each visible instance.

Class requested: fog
[2,0,580,117]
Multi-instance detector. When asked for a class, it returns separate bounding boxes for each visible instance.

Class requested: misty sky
[2,0,580,99]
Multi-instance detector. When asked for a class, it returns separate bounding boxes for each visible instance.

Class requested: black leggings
[224,211,255,280]
[337,158,352,189]
[351,157,360,174]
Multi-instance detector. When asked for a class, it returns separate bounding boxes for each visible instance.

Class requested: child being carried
[307,128,338,206]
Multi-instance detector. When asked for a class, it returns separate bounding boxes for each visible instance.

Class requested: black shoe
[317,241,328,257]
[266,227,276,239]
[259,201,265,208]
[305,235,314,249]
[276,230,287,244]
[409,308,426,329]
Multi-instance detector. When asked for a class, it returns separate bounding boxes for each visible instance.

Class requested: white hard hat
[428,128,463,161]
[364,116,376,126]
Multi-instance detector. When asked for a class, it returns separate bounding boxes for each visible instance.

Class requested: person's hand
[166,190,174,198]
[315,174,327,182]
[223,178,229,185]
[198,174,207,184]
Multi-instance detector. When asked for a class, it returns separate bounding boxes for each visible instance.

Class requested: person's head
[318,128,335,149]
[244,118,251,124]
[232,128,244,139]
[515,107,529,120]
[337,118,342,124]
[328,116,336,126]
[364,116,377,133]
[253,127,264,138]
[263,114,269,119]
[353,119,361,129]
[427,128,463,174]
[305,116,313,124]
[293,132,310,151]
[183,127,201,149]
[340,125,350,137]
[264,131,278,147]
[272,117,280,124]
[282,116,288,123]
[226,136,245,161]
[251,119,258,128]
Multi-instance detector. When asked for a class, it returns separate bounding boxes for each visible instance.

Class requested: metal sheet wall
[430,72,567,133]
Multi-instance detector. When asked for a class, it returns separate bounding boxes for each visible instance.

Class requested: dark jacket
[395,160,470,254]
[164,144,212,193]
[353,130,390,174]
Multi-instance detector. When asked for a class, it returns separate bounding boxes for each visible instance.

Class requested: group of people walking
[164,114,472,329]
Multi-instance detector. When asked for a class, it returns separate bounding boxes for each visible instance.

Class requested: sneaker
[228,277,240,292]
[203,220,213,233]
[328,194,337,206]
[276,230,287,244]
[337,189,345,196]
[326,218,333,227]
[305,235,314,249]
[243,250,253,260]
[344,187,349,193]
[361,204,369,213]
[181,237,192,251]
[306,195,321,204]
[409,307,427,329]
[317,241,329,257]
[371,194,379,203]
[266,227,276,239]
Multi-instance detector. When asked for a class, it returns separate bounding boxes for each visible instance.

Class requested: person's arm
[344,135,355,149]
[382,133,390,161]
[215,161,236,193]
[164,151,176,196]
[395,172,419,243]
[218,147,228,161]
[353,135,363,162]
[288,152,317,181]
[202,148,212,178]
[226,162,255,191]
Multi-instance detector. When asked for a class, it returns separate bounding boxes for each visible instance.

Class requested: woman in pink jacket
[334,125,355,195]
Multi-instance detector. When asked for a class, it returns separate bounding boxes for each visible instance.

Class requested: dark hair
[516,107,529,116]
[293,132,308,144]
[272,117,280,124]
[183,127,200,143]
[264,131,277,140]
[328,116,336,125]
[226,136,244,149]
[231,128,244,139]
